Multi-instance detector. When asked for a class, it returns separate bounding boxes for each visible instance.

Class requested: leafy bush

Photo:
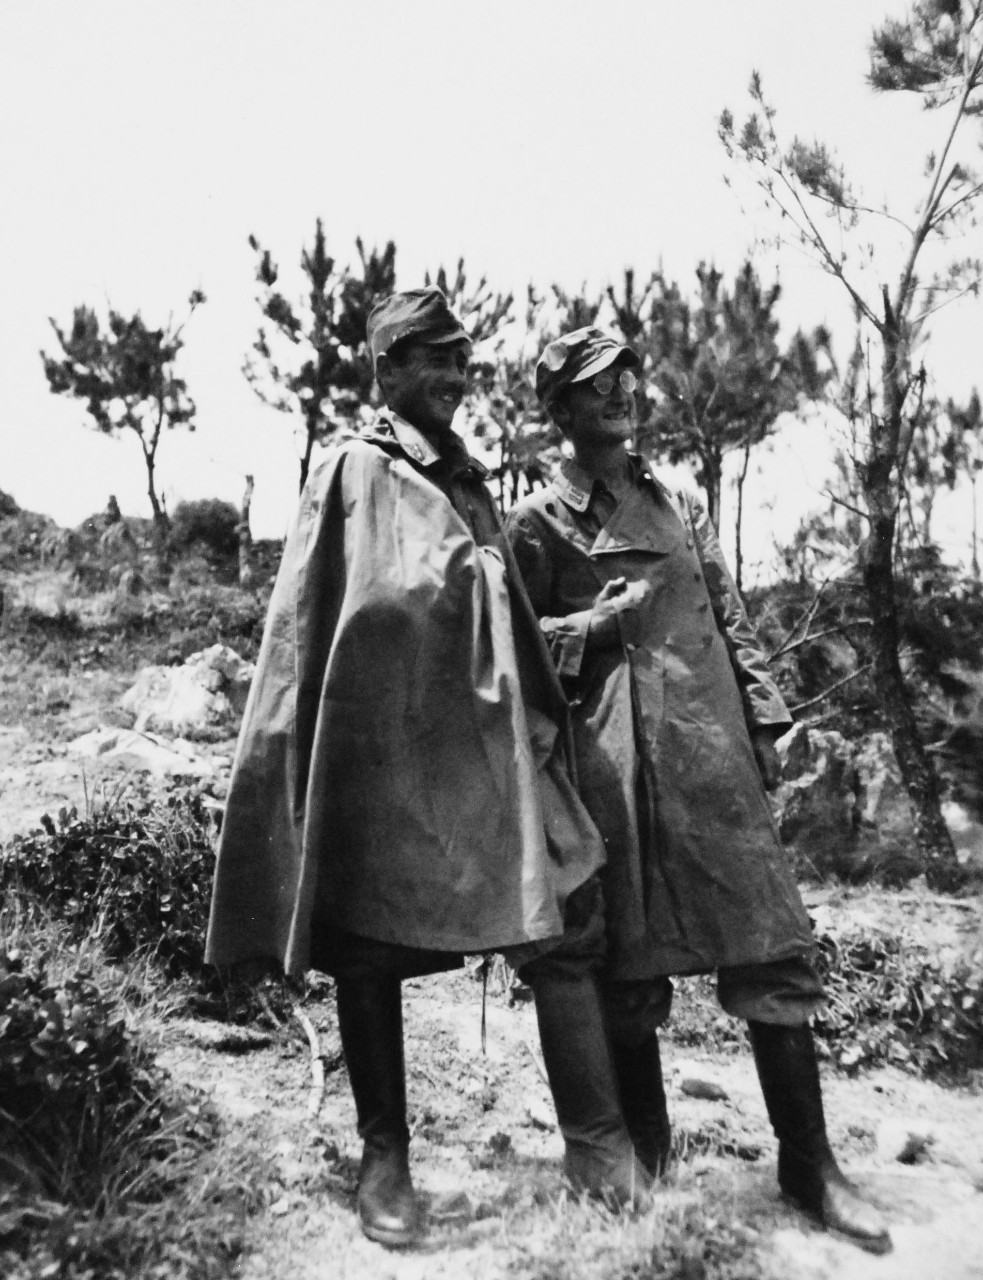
[662,922,983,1080]
[0,793,216,977]
[812,925,983,1077]
[0,946,160,1203]
[170,499,240,562]
[0,933,256,1280]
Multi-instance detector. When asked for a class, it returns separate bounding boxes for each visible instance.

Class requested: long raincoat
[205,414,604,977]
[505,456,815,980]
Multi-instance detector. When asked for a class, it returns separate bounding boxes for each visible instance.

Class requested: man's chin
[421,409,459,435]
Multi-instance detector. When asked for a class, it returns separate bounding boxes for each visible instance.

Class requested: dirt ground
[2,699,983,1278]
[150,969,983,1280]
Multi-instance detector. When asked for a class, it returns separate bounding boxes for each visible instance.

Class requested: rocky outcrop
[121,644,254,741]
[773,724,922,879]
[773,724,860,876]
[941,799,983,875]
[67,727,216,777]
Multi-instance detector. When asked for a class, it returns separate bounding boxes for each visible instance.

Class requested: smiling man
[504,326,892,1254]
[204,292,641,1248]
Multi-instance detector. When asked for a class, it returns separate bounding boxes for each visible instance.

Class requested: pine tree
[720,0,983,888]
[41,291,205,537]
[613,262,832,588]
[244,222,396,489]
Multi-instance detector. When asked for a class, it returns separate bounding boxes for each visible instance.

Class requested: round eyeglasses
[591,368,638,397]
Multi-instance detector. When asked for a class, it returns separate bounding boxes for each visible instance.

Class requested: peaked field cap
[367,288,471,364]
[535,326,640,405]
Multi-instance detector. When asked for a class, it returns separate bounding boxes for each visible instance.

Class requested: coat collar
[554,453,684,555]
[553,452,671,512]
[369,408,489,479]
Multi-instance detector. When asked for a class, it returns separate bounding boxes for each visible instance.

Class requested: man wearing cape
[205,291,649,1247]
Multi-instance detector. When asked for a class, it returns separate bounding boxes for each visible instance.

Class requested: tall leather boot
[528,972,652,1207]
[611,1034,672,1178]
[336,973,421,1248]
[748,1021,892,1254]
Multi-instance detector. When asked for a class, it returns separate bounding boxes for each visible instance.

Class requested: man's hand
[751,728,782,791]
[587,577,652,651]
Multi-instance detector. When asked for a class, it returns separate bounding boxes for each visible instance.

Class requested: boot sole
[827,1224,893,1256]
[780,1190,893,1255]
[360,1219,421,1249]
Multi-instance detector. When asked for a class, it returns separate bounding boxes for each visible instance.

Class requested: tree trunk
[144,449,171,578]
[238,474,255,587]
[860,319,962,889]
[862,528,960,889]
[734,443,751,593]
[705,447,723,532]
[145,452,169,533]
[300,412,318,491]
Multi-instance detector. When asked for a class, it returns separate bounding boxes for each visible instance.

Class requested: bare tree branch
[789,663,873,714]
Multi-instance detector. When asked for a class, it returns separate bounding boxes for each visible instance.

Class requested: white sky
[2,1,982,573]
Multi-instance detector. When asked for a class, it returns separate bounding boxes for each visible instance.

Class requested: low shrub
[0,946,160,1204]
[1,792,216,977]
[146,585,266,664]
[170,499,240,563]
[812,925,983,1077]
[0,926,256,1280]
[661,922,983,1080]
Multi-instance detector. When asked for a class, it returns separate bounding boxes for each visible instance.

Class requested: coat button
[698,602,709,614]
[693,572,701,582]
[686,539,694,549]
[626,642,637,653]
[702,634,713,648]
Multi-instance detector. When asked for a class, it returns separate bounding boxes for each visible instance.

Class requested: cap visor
[570,346,639,382]
[422,329,472,348]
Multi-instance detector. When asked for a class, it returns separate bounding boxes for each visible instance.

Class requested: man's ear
[550,399,570,432]
[375,353,393,398]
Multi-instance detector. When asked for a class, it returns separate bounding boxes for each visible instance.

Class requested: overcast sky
[2,1,981,568]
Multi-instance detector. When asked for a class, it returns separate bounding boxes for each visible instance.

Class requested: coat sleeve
[684,489,792,734]
[504,508,592,682]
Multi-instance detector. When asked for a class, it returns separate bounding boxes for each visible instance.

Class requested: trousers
[318,929,463,981]
[518,876,824,1043]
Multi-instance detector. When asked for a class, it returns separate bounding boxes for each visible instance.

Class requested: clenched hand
[587,577,653,651]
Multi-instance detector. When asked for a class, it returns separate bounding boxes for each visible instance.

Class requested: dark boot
[529,972,651,1207]
[748,1021,892,1255]
[611,1034,672,1178]
[336,973,421,1248]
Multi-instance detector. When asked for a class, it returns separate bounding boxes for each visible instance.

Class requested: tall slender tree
[614,262,831,587]
[41,291,205,538]
[720,0,983,888]
[244,221,396,489]
[464,281,608,512]
[425,258,514,347]
[466,285,559,511]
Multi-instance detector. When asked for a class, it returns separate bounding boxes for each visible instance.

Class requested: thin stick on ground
[524,1036,550,1088]
[293,1007,325,1118]
[257,990,282,1029]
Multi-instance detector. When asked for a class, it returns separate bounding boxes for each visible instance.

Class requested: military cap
[367,288,471,368]
[535,326,640,407]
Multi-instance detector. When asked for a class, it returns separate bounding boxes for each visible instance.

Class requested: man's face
[380,339,470,437]
[553,364,635,449]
